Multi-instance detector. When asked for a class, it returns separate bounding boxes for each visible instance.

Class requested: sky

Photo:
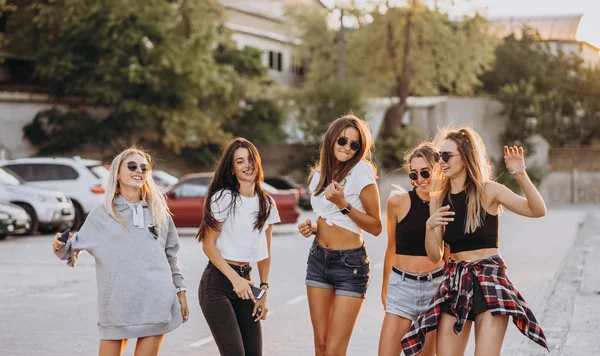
[320,0,600,48]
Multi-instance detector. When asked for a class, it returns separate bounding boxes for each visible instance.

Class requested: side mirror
[166,190,177,199]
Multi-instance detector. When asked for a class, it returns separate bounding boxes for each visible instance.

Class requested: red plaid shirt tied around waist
[401,255,548,356]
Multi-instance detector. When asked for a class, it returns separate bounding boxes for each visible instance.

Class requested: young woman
[197,137,280,356]
[297,114,382,356]
[52,147,189,356]
[401,127,549,356]
[378,142,444,356]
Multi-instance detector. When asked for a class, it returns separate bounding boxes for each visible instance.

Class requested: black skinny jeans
[199,262,262,356]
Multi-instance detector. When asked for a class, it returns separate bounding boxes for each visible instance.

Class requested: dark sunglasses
[337,136,361,151]
[127,161,150,173]
[438,151,459,163]
[408,170,430,181]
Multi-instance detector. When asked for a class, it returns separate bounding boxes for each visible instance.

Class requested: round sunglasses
[337,136,361,151]
[409,170,430,181]
[438,151,459,163]
[126,161,150,173]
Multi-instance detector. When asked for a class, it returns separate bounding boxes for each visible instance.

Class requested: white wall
[0,92,54,159]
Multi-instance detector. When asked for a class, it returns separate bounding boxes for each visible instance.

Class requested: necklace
[415,189,430,205]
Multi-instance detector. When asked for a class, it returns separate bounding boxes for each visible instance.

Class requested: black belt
[208,261,252,276]
[392,266,444,282]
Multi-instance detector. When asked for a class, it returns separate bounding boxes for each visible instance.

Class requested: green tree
[287,1,496,142]
[16,0,229,156]
[481,30,600,148]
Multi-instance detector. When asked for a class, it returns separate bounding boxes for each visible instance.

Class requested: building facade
[222,0,325,87]
[489,14,599,68]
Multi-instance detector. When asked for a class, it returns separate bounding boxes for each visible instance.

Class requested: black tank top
[443,190,499,253]
[395,189,429,256]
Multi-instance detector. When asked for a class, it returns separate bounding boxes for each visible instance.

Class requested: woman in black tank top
[378,143,444,356]
[400,127,548,356]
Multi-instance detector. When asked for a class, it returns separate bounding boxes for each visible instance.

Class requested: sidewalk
[515,207,600,356]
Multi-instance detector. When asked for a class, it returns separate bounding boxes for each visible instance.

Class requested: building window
[268,50,283,72]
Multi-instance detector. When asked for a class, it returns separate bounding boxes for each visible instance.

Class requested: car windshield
[0,168,23,186]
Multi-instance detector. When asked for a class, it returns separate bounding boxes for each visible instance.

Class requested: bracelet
[260,282,269,290]
[176,287,187,294]
[510,166,526,175]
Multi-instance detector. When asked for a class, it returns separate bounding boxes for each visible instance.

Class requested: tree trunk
[379,1,416,139]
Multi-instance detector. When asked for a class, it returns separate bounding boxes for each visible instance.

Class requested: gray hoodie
[54,196,185,340]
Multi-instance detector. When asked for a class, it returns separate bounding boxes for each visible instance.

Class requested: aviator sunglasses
[127,161,150,173]
[409,170,430,181]
[337,136,361,151]
[438,151,459,163]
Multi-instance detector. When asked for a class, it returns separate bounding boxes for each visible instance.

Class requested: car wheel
[14,203,39,235]
[71,201,85,230]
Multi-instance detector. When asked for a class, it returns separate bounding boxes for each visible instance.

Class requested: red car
[165,172,300,227]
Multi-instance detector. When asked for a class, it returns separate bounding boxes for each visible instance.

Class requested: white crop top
[210,189,280,262]
[309,160,376,235]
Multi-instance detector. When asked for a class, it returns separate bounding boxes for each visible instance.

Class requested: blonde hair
[104,147,171,235]
[403,141,439,187]
[431,126,492,233]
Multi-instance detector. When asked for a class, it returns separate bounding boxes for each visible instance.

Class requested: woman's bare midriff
[226,259,250,266]
[394,255,444,274]
[451,248,500,261]
[315,217,363,250]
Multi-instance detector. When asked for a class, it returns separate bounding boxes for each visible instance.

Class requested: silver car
[0,202,31,240]
[0,168,74,234]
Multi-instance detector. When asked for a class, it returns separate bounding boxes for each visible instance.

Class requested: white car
[0,168,74,234]
[0,157,109,229]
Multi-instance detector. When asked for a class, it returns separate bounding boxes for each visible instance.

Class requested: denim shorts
[305,239,370,299]
[385,266,444,321]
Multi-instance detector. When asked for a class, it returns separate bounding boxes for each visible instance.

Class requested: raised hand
[298,219,315,238]
[426,205,455,230]
[504,145,526,174]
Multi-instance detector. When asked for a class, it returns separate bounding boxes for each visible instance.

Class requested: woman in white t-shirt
[197,138,280,356]
[297,114,383,355]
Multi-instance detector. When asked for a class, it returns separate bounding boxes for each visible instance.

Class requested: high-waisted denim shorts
[385,266,444,321]
[305,239,370,299]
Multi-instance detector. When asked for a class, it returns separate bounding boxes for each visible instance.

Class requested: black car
[0,202,31,240]
[264,177,311,211]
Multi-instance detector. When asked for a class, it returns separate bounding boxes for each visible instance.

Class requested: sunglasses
[127,161,150,173]
[408,170,430,181]
[438,151,459,163]
[337,136,361,151]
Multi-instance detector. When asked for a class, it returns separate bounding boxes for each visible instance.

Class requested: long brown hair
[309,114,376,195]
[431,126,493,233]
[196,138,272,241]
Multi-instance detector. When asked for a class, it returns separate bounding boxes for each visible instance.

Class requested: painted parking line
[286,295,307,305]
[190,336,214,347]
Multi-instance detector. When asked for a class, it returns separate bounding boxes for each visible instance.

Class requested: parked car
[0,202,31,240]
[0,167,74,234]
[264,176,311,210]
[0,157,108,229]
[165,172,300,227]
[152,170,179,191]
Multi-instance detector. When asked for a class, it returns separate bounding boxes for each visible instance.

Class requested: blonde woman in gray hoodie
[52,147,188,356]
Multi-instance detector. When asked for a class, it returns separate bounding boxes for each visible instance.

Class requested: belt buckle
[417,274,432,282]
[239,265,248,274]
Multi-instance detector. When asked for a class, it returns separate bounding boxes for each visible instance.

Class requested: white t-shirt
[210,189,281,262]
[309,160,377,235]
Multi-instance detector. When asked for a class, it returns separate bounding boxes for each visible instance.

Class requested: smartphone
[251,286,266,300]
[58,228,71,243]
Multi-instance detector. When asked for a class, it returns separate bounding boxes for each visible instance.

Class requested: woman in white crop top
[297,115,382,356]
[197,138,280,356]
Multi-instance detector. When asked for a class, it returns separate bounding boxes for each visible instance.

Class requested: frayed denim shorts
[385,266,444,321]
[305,239,370,299]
